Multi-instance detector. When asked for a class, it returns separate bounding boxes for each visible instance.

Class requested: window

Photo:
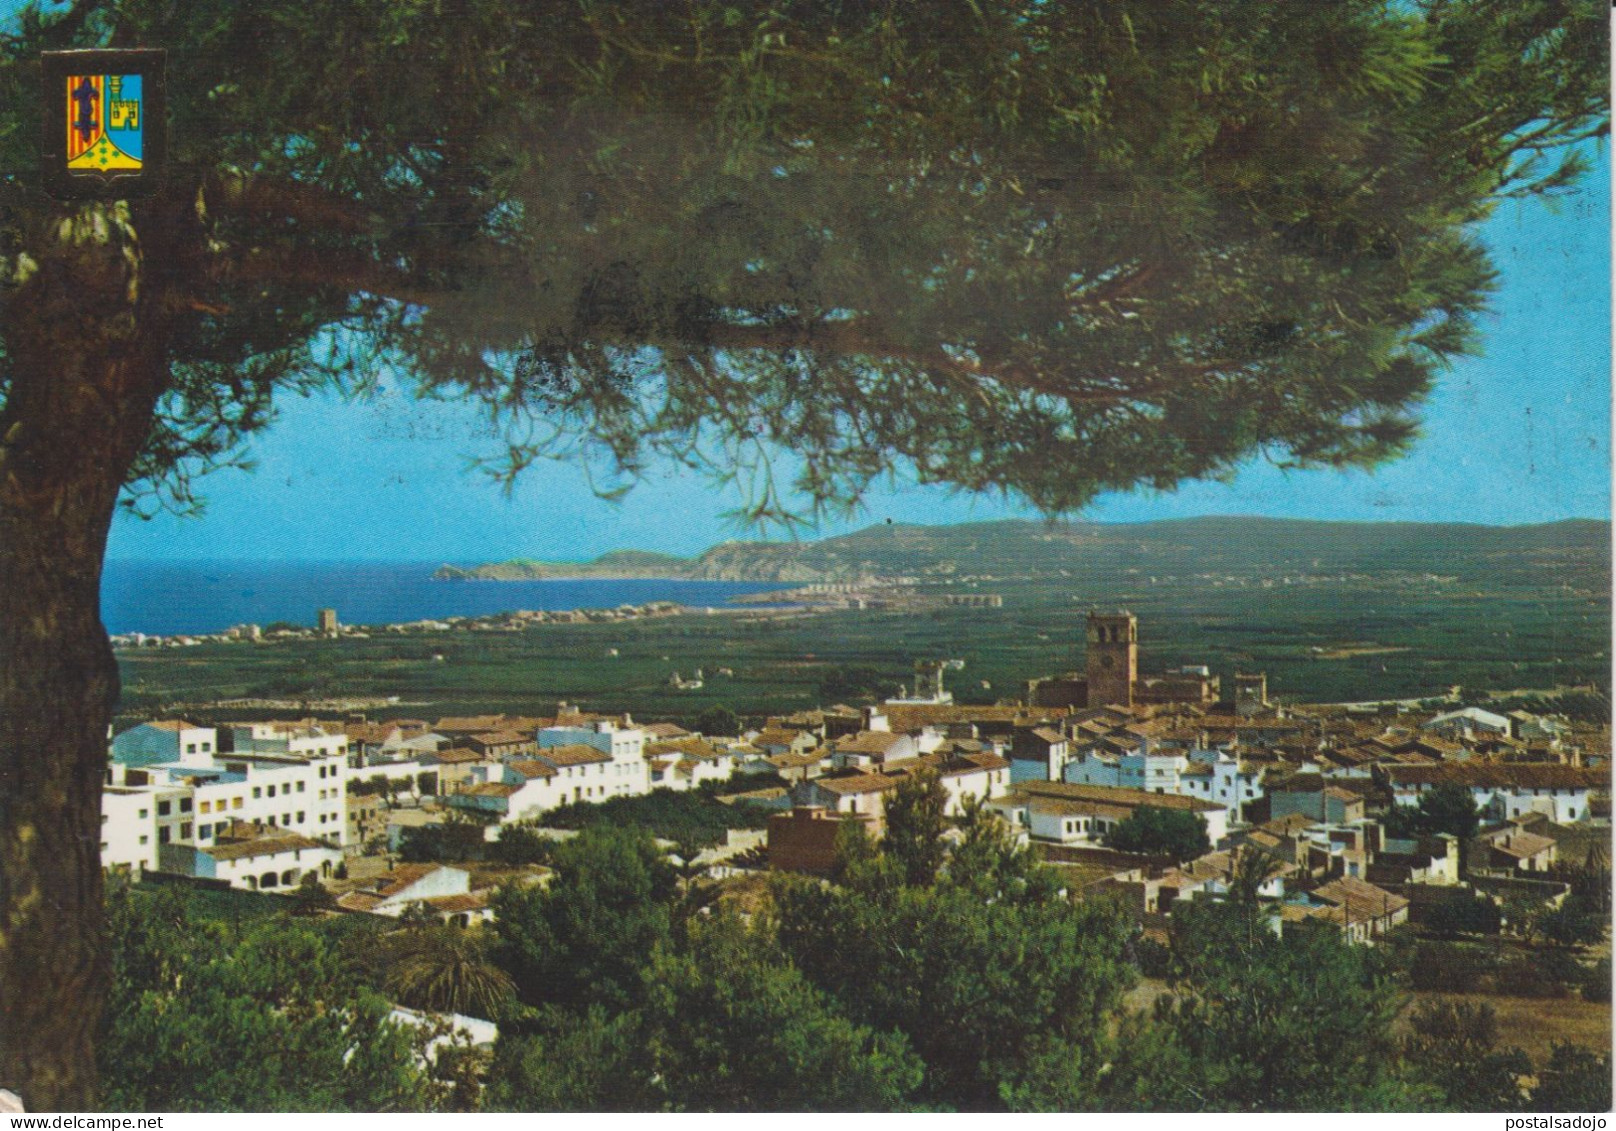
[199,800,211,814]
[284,813,291,825]
[180,822,191,838]
[138,808,148,819]
[202,743,212,753]
[186,744,196,754]
[180,798,193,813]
[267,785,276,798]
[138,835,148,846]
[297,812,305,823]
[198,824,210,839]
[157,800,171,816]
[297,781,306,793]
[233,797,244,809]
[253,787,262,799]
[157,827,170,844]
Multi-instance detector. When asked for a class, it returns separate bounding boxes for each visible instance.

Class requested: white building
[1383,764,1599,825]
[538,720,648,798]
[110,720,217,767]
[224,720,349,761]
[101,785,159,875]
[111,723,351,851]
[1063,743,1190,796]
[162,827,341,891]
[646,738,742,791]
[1178,753,1267,823]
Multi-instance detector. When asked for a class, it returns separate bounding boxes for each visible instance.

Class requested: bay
[101,561,790,636]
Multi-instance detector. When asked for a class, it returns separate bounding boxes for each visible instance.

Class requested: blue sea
[101,561,791,636]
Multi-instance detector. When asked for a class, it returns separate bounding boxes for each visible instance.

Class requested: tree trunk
[0,203,169,1110]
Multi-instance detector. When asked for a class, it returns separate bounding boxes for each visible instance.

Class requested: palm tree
[380,925,516,1019]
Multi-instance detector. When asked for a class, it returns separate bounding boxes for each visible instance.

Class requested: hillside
[435,517,1610,588]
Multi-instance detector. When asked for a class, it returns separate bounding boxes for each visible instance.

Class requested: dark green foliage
[1535,894,1607,949]
[491,826,676,1010]
[374,925,516,1019]
[693,705,739,737]
[1386,784,1482,877]
[484,1007,656,1113]
[1402,941,1497,993]
[642,915,923,1111]
[1549,858,1615,917]
[773,874,1135,1110]
[1423,893,1502,939]
[1415,784,1483,843]
[292,872,337,915]
[99,887,434,1111]
[487,824,555,867]
[1528,1042,1614,1113]
[398,820,488,864]
[817,665,895,706]
[0,2,1602,518]
[880,771,951,887]
[537,786,771,848]
[1401,999,1531,1112]
[1103,896,1431,1111]
[945,794,1064,904]
[1104,805,1210,862]
[1579,956,1610,1004]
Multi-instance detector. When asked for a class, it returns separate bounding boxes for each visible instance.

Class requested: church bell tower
[1085,611,1137,708]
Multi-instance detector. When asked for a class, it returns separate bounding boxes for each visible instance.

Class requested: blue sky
[107,150,1610,563]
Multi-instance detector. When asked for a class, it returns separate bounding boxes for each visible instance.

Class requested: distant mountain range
[434,517,1611,586]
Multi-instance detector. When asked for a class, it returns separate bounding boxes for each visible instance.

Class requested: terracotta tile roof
[1259,813,1319,837]
[835,731,907,756]
[466,782,519,798]
[644,722,691,739]
[422,892,490,914]
[375,864,443,898]
[646,737,723,760]
[140,719,200,732]
[468,730,531,746]
[812,772,899,796]
[1386,763,1602,790]
[998,794,1133,821]
[204,834,329,862]
[432,747,487,764]
[535,744,612,766]
[1010,780,1224,814]
[1310,877,1409,923]
[1490,832,1557,859]
[881,703,1063,733]
[766,751,825,769]
[507,760,558,781]
[336,891,384,913]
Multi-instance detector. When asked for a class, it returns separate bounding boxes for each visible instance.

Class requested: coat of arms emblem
[42,49,165,200]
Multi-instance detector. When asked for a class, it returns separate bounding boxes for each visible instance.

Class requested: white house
[1063,742,1191,796]
[112,740,350,849]
[1178,753,1266,822]
[444,759,568,822]
[161,826,341,891]
[538,720,648,798]
[223,720,350,761]
[100,785,159,875]
[646,738,741,791]
[110,720,217,767]
[335,864,479,918]
[1383,763,1600,825]
[530,743,616,805]
[991,781,1230,846]
[1009,727,1070,783]
[1421,707,1513,741]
